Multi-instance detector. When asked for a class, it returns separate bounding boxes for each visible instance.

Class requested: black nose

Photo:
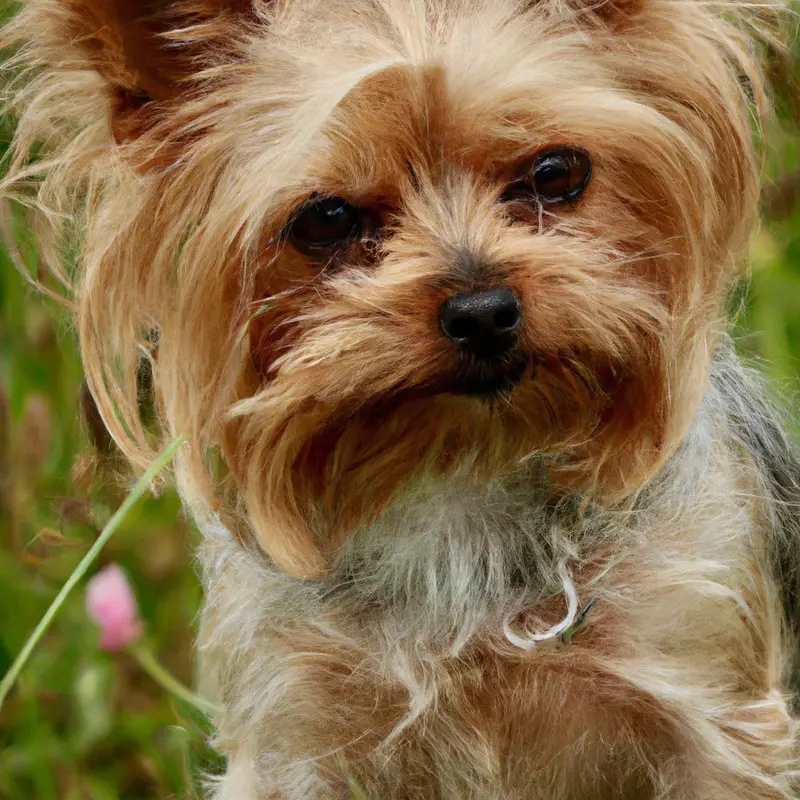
[439,288,522,356]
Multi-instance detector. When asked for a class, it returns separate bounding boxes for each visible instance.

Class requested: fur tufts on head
[0,0,781,577]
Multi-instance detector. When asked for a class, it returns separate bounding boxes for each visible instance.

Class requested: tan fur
[198,431,797,798]
[2,0,798,796]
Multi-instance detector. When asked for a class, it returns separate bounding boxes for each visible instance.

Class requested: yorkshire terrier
[3,0,800,797]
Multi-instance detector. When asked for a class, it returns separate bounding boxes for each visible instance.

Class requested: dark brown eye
[531,148,591,202]
[501,148,591,205]
[289,196,363,255]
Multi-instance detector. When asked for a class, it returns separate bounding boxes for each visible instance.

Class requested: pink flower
[85,564,144,651]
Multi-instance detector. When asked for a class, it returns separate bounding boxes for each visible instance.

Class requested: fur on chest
[198,441,790,798]
[202,555,788,799]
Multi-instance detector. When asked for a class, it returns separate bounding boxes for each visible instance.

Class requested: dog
[3,0,800,796]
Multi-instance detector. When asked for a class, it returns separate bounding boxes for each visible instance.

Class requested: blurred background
[1,13,800,800]
[0,223,221,797]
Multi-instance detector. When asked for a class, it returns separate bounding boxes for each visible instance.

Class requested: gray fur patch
[710,343,800,653]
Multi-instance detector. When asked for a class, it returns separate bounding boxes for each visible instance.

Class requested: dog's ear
[54,0,257,95]
[18,0,262,140]
[558,0,644,24]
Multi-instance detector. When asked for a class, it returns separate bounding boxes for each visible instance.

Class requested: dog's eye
[289,196,363,255]
[502,148,591,205]
[532,149,591,202]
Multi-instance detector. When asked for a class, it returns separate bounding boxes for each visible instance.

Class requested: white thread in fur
[503,558,578,651]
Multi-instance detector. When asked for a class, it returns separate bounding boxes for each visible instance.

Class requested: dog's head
[3,0,775,575]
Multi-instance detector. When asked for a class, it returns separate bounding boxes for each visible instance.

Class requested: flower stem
[129,643,218,716]
[0,436,188,710]
[348,776,369,800]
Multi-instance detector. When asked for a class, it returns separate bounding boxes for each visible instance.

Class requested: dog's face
[9,0,765,575]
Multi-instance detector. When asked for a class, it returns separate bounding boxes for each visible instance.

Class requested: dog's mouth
[447,352,532,398]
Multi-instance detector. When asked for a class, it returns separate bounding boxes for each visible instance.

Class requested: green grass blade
[0,435,188,710]
[348,776,368,800]
[129,643,218,716]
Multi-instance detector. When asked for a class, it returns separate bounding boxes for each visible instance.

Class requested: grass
[0,202,220,796]
[0,26,799,800]
[0,436,189,710]
[0,259,223,799]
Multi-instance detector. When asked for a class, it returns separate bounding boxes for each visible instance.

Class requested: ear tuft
[40,0,260,102]
[554,0,646,25]
[117,87,153,110]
